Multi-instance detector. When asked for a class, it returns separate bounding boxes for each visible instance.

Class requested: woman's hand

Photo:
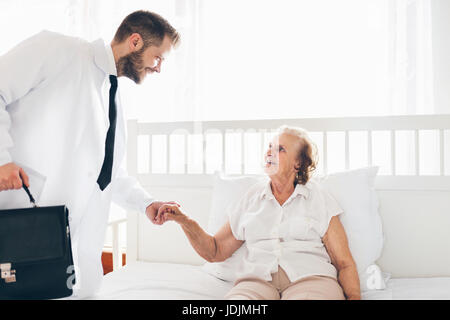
[156,204,188,225]
[146,201,180,225]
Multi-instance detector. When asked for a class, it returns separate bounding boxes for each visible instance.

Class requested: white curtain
[0,0,437,122]
[195,0,435,120]
[388,0,434,115]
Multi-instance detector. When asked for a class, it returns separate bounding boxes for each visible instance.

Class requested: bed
[94,115,450,300]
[94,262,450,300]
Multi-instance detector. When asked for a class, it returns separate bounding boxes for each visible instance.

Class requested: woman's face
[264,133,302,180]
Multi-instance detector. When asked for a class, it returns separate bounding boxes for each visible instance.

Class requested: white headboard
[125,115,450,278]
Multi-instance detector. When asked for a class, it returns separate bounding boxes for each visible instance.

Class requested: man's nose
[154,60,162,73]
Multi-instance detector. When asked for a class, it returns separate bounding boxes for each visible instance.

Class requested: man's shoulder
[28,30,92,56]
[30,30,85,44]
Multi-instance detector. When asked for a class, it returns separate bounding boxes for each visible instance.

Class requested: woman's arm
[156,204,244,262]
[322,216,361,300]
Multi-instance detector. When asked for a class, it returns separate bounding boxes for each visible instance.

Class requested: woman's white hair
[277,125,318,185]
[277,125,310,142]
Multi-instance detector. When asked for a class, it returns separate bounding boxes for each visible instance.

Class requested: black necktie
[97,75,118,191]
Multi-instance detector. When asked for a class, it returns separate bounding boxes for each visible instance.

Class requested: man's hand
[0,162,29,191]
[145,201,180,225]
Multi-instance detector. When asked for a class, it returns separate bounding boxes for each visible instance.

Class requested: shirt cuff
[139,197,156,215]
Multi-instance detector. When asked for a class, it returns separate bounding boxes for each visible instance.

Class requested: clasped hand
[145,201,186,225]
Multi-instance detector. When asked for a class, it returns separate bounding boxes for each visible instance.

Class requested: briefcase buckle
[0,263,16,283]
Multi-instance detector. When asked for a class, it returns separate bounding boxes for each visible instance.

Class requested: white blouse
[228,177,343,283]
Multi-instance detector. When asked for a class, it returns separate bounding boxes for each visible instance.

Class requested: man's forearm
[338,264,361,300]
[179,217,217,262]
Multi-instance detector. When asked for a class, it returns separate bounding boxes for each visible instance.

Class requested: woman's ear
[294,141,303,172]
[294,161,301,172]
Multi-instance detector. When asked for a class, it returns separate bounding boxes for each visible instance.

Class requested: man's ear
[128,33,144,52]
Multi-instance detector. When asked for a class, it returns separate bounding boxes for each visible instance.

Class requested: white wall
[431,0,450,114]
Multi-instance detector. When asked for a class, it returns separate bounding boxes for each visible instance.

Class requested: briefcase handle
[19,172,37,208]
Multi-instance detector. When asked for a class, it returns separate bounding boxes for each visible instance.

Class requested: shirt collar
[93,38,117,76]
[260,178,311,201]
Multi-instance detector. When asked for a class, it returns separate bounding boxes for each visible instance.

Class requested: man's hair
[113,10,180,48]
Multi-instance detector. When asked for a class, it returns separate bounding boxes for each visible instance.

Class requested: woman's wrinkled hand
[156,204,188,225]
[145,201,180,225]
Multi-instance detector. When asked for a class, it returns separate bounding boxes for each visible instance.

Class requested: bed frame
[108,115,450,278]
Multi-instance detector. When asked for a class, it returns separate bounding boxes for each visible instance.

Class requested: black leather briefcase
[0,187,75,300]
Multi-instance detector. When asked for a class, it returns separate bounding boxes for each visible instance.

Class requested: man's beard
[116,48,145,84]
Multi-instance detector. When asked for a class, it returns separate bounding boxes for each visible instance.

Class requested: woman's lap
[225,268,345,300]
[281,275,345,300]
[225,278,280,300]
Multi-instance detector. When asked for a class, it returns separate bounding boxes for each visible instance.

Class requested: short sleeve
[321,189,344,237]
[227,196,247,241]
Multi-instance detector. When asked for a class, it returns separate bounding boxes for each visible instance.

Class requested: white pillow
[203,168,387,292]
[207,172,265,234]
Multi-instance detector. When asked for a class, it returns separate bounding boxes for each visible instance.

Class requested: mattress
[91,261,450,300]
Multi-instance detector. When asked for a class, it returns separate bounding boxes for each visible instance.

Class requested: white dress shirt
[228,177,343,282]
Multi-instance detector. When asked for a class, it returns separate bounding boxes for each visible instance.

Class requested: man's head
[111,10,180,84]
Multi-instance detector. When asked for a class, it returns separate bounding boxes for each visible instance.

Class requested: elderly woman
[156,126,361,300]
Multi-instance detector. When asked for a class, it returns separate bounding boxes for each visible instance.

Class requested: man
[0,10,179,298]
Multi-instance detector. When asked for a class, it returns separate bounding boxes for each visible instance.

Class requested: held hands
[157,204,188,225]
[0,162,30,191]
[146,201,184,225]
[145,201,187,225]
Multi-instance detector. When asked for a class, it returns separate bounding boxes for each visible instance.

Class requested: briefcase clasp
[0,263,16,283]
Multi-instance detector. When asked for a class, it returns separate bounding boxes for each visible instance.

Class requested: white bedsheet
[92,262,232,300]
[92,262,450,300]
[362,277,450,300]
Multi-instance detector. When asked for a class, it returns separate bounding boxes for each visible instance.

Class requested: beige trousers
[225,266,346,300]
